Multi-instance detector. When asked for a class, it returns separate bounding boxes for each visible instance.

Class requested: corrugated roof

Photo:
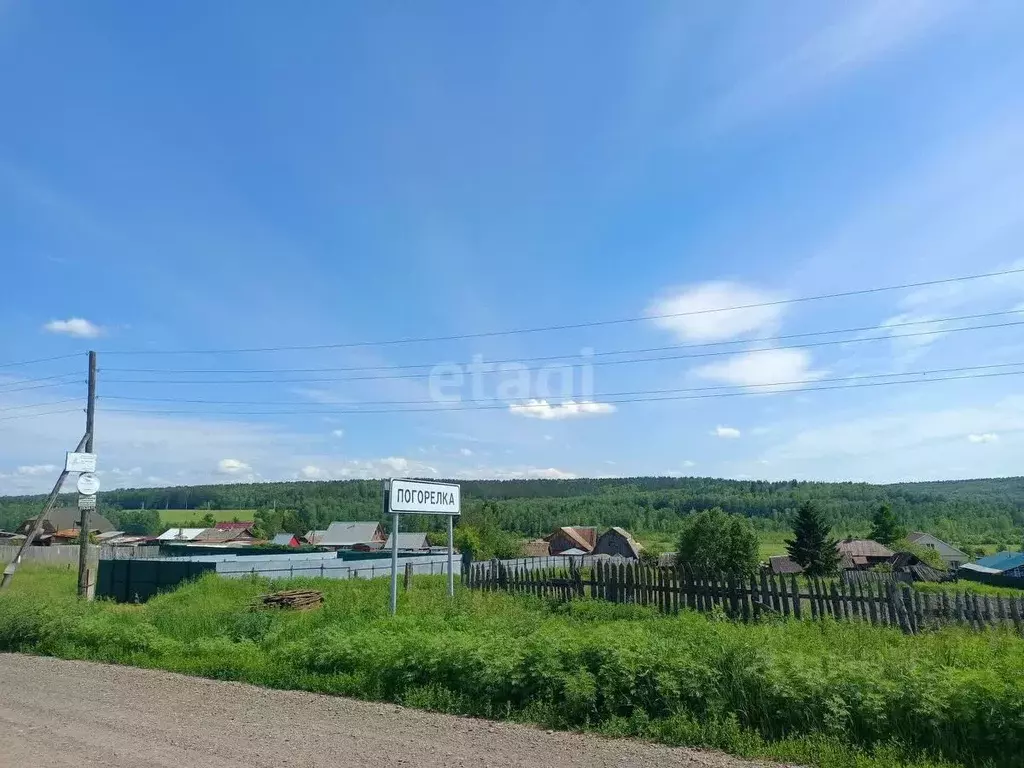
[973,551,1024,572]
[559,548,588,556]
[546,526,595,553]
[317,521,383,547]
[385,532,430,550]
[837,539,895,558]
[17,507,114,536]
[272,533,298,545]
[157,527,206,541]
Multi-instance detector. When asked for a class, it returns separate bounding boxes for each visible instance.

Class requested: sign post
[385,478,461,615]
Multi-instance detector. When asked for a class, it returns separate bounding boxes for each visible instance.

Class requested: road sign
[388,478,460,515]
[76,472,101,496]
[78,494,96,510]
[65,452,97,473]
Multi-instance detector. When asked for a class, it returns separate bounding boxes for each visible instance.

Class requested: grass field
[2,566,1022,768]
[157,509,255,525]
[637,530,792,561]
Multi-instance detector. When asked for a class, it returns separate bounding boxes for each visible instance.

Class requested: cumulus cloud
[459,447,473,456]
[509,399,616,420]
[967,433,999,444]
[331,429,345,438]
[16,464,56,476]
[713,426,742,439]
[647,282,782,342]
[452,465,577,480]
[42,317,104,338]
[695,348,826,390]
[299,465,328,479]
[681,460,696,467]
[216,458,251,475]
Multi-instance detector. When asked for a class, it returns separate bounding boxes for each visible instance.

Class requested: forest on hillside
[2,476,1023,552]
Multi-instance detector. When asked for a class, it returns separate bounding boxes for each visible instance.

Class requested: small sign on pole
[78,495,96,510]
[386,478,461,615]
[76,472,101,496]
[65,452,97,473]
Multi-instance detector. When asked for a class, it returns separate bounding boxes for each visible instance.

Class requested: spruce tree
[786,500,840,576]
[868,502,906,545]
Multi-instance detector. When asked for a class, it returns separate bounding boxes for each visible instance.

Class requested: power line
[99,361,1024,408]
[0,352,82,369]
[0,407,81,423]
[0,372,82,389]
[101,319,1024,385]
[0,398,80,413]
[99,310,1024,375]
[0,379,85,394]
[101,266,1024,355]
[97,364,1024,417]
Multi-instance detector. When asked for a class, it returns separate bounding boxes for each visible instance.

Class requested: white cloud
[452,465,577,480]
[713,426,742,439]
[967,433,999,444]
[707,0,963,131]
[681,460,696,467]
[16,464,56,476]
[42,317,104,338]
[509,399,616,420]
[216,458,251,475]
[695,348,826,390]
[459,447,473,456]
[647,282,782,342]
[299,465,328,479]
[331,429,345,438]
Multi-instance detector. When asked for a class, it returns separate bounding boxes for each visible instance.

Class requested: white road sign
[65,452,97,473]
[76,472,101,496]
[388,479,460,516]
[78,494,96,510]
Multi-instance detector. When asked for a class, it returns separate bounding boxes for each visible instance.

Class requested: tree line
[1,476,1022,554]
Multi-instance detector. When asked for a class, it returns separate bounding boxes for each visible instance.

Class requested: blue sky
[3,1,1024,493]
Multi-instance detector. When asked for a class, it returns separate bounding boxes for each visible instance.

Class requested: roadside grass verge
[1,565,1017,768]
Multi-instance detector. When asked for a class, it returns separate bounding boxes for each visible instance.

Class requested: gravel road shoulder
[0,654,793,768]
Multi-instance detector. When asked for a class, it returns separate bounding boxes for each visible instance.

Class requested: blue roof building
[960,551,1024,583]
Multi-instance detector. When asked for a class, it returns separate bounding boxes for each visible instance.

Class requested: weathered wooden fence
[467,560,1024,634]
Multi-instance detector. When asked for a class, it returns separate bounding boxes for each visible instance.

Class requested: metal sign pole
[447,514,455,598]
[390,512,399,615]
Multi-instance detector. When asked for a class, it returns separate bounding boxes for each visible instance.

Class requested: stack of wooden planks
[256,589,324,611]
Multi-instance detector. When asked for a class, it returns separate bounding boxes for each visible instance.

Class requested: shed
[961,552,1024,578]
[384,532,430,551]
[522,539,551,557]
[16,507,114,537]
[193,526,258,544]
[593,527,641,559]
[272,533,303,547]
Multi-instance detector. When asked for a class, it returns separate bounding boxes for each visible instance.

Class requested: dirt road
[0,654,788,768]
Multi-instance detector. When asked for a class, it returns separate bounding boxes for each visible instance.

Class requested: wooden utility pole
[0,433,88,591]
[77,351,97,599]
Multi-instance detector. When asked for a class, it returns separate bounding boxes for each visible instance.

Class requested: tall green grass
[1,566,1017,768]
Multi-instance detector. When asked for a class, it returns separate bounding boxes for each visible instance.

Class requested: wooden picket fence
[467,559,1024,635]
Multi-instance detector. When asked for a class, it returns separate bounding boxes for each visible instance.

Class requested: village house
[837,539,894,570]
[306,521,387,550]
[768,555,804,575]
[544,526,597,555]
[192,526,259,545]
[592,527,642,559]
[271,532,305,547]
[384,532,430,551]
[960,552,1024,585]
[906,531,968,569]
[16,508,114,543]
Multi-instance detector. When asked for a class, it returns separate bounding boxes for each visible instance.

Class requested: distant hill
[2,476,1022,548]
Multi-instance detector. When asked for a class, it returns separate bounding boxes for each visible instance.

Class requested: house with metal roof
[271,532,304,547]
[961,551,1024,582]
[156,527,206,542]
[906,532,968,569]
[385,532,430,551]
[310,521,387,550]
